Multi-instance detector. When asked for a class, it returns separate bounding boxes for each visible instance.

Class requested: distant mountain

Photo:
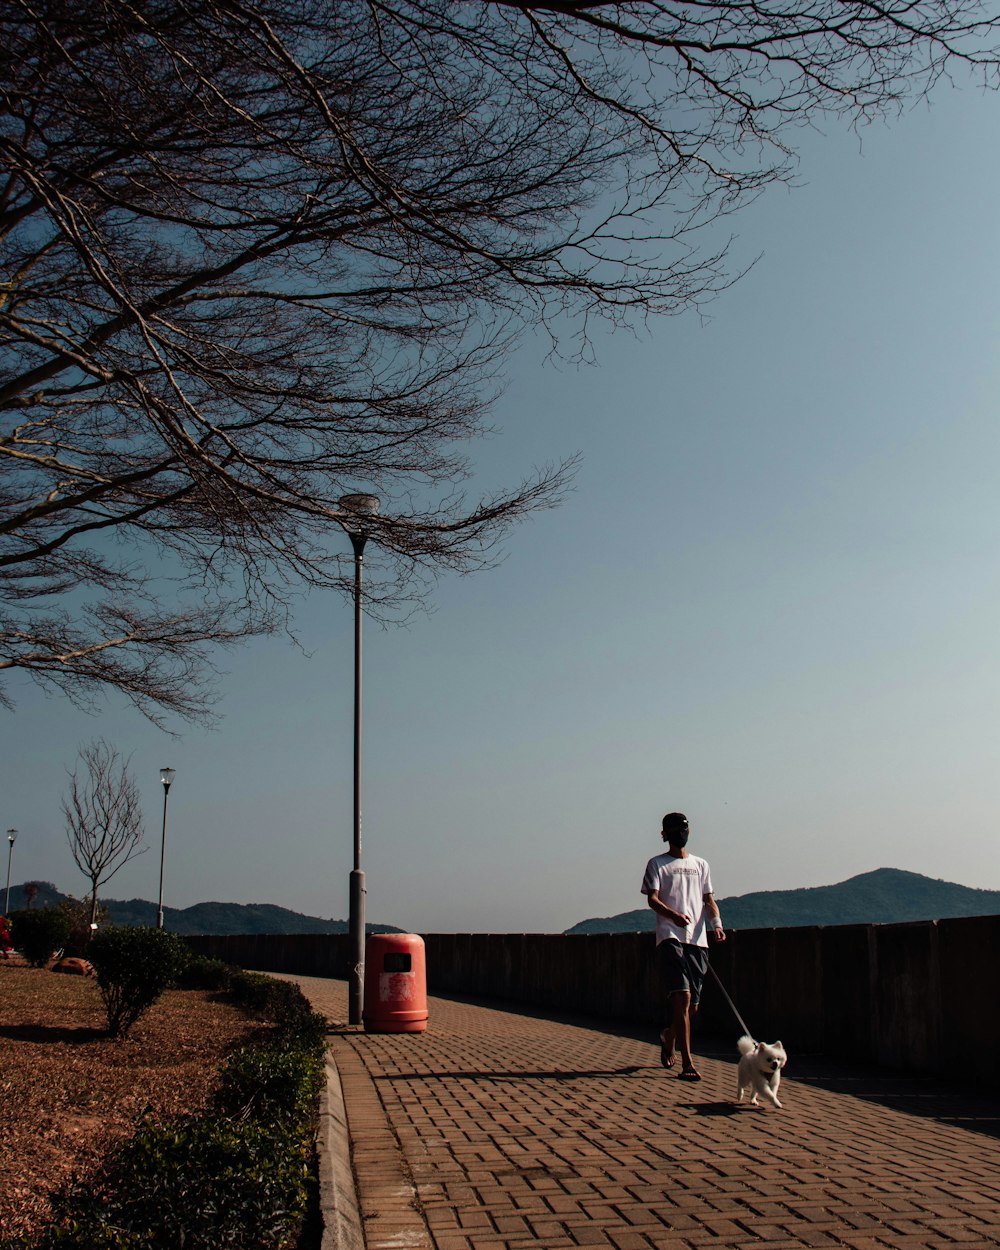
[565,868,1000,934]
[4,880,65,912]
[6,881,401,936]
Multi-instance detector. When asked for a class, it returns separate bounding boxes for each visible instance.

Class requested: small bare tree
[63,740,146,927]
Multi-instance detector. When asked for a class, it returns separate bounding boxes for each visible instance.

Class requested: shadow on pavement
[408,993,1000,1142]
[374,1067,647,1081]
[787,1053,1000,1140]
[692,1102,745,1116]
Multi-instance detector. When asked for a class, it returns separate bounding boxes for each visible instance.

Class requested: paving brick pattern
[289,976,1000,1250]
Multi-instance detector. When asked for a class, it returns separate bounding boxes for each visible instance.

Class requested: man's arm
[646,889,691,929]
[703,892,726,943]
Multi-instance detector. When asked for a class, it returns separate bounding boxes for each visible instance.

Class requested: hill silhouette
[11,868,999,936]
[5,881,401,936]
[565,868,1000,934]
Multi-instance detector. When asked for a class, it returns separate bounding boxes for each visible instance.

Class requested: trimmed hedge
[5,909,70,967]
[226,971,327,1044]
[7,971,327,1250]
[215,1042,323,1126]
[88,927,191,1037]
[175,954,233,992]
[42,1114,313,1250]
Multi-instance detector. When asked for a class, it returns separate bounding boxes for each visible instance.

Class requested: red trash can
[363,933,428,1033]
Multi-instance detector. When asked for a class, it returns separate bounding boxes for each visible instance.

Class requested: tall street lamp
[4,830,17,916]
[157,768,176,929]
[338,492,380,1025]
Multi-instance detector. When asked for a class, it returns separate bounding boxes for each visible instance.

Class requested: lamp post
[4,830,16,916]
[156,768,176,929]
[338,492,380,1025]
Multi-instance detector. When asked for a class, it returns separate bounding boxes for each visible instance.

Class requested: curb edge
[318,1053,365,1250]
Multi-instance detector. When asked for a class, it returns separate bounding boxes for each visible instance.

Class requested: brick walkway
[288,976,1000,1250]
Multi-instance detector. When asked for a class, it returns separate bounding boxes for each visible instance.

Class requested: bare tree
[63,740,146,926]
[3,0,998,720]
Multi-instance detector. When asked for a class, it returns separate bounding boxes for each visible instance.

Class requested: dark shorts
[657,939,709,1005]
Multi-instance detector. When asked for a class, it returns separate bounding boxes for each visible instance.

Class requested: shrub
[215,1043,323,1127]
[175,955,233,992]
[57,897,109,957]
[16,1222,145,1249]
[18,987,327,1250]
[226,969,279,1013]
[32,1113,312,1250]
[6,908,70,967]
[227,971,326,1044]
[88,927,190,1037]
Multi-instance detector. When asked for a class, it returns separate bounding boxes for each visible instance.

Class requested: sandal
[659,1035,676,1069]
[678,1067,702,1082]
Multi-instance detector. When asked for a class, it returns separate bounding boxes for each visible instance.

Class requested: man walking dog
[641,812,726,1080]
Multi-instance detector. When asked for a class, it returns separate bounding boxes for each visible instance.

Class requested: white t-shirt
[641,852,714,948]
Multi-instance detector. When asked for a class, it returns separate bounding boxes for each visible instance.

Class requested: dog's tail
[737,1035,757,1056]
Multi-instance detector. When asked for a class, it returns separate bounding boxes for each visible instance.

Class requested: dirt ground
[0,957,262,1242]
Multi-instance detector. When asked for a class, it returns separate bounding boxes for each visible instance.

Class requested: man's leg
[657,941,685,1068]
[676,947,707,1079]
[671,989,693,1070]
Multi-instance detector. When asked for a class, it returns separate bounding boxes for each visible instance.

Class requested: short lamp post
[4,829,16,916]
[337,492,380,1025]
[156,768,176,929]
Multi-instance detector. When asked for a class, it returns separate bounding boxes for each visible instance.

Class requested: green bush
[2,970,328,1250]
[32,1113,312,1250]
[13,1221,145,1249]
[227,971,326,1044]
[88,927,190,1037]
[175,954,233,992]
[226,969,280,1013]
[215,1043,323,1127]
[6,908,70,967]
[57,897,109,957]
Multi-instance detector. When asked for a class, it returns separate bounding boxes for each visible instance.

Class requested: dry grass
[0,957,262,1242]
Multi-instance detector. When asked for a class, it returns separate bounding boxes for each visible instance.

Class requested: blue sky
[4,82,1000,934]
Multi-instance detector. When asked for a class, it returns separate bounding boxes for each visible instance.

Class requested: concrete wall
[188,931,353,979]
[186,914,1000,1087]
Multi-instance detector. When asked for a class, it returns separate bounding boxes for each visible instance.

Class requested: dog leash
[707,963,753,1037]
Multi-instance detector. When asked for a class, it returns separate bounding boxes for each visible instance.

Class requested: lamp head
[6,829,15,847]
[337,493,381,536]
[159,767,176,789]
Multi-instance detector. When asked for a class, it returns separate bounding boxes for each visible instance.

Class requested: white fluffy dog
[736,1035,787,1108]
